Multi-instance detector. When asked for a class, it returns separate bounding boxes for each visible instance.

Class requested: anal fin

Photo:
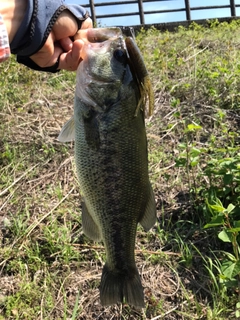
[139,184,156,231]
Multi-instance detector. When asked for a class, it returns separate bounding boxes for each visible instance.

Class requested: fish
[58,27,156,308]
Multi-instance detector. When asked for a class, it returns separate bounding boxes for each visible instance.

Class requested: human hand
[30,13,92,71]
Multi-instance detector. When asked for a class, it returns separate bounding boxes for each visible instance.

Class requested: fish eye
[113,49,126,62]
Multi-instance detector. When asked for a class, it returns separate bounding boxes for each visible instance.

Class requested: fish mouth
[81,38,125,60]
[76,28,125,60]
[75,27,123,44]
[75,28,127,110]
[86,27,123,43]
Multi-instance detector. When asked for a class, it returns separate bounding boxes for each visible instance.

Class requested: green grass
[0,20,240,319]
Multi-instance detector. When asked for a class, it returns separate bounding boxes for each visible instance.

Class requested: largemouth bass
[58,28,156,308]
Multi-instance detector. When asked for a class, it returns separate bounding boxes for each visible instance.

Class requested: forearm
[0,0,27,43]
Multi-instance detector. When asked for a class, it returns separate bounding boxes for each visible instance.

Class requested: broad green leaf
[218,229,232,242]
[222,251,237,262]
[221,260,235,279]
[175,157,187,167]
[178,143,186,149]
[219,277,238,288]
[227,227,240,232]
[228,220,240,232]
[226,203,235,214]
[190,157,199,167]
[186,123,202,131]
[219,158,233,166]
[207,198,225,213]
[234,220,240,228]
[204,215,224,229]
[190,147,201,156]
[232,260,240,277]
[208,204,224,213]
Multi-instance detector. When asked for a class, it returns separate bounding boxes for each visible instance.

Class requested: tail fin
[100,264,145,308]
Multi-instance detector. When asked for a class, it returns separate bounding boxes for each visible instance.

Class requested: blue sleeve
[10,0,89,56]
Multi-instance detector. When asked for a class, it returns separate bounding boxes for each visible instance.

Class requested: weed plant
[0,20,240,319]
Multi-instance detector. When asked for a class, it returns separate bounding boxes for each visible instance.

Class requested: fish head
[76,28,132,110]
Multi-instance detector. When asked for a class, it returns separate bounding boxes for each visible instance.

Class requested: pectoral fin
[81,201,101,241]
[57,116,75,142]
[139,185,156,231]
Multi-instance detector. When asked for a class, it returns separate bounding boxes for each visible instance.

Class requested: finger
[58,39,84,71]
[53,11,78,40]
[81,17,93,29]
[59,37,73,51]
[46,45,63,67]
[31,46,63,68]
[74,29,88,42]
[30,34,63,68]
